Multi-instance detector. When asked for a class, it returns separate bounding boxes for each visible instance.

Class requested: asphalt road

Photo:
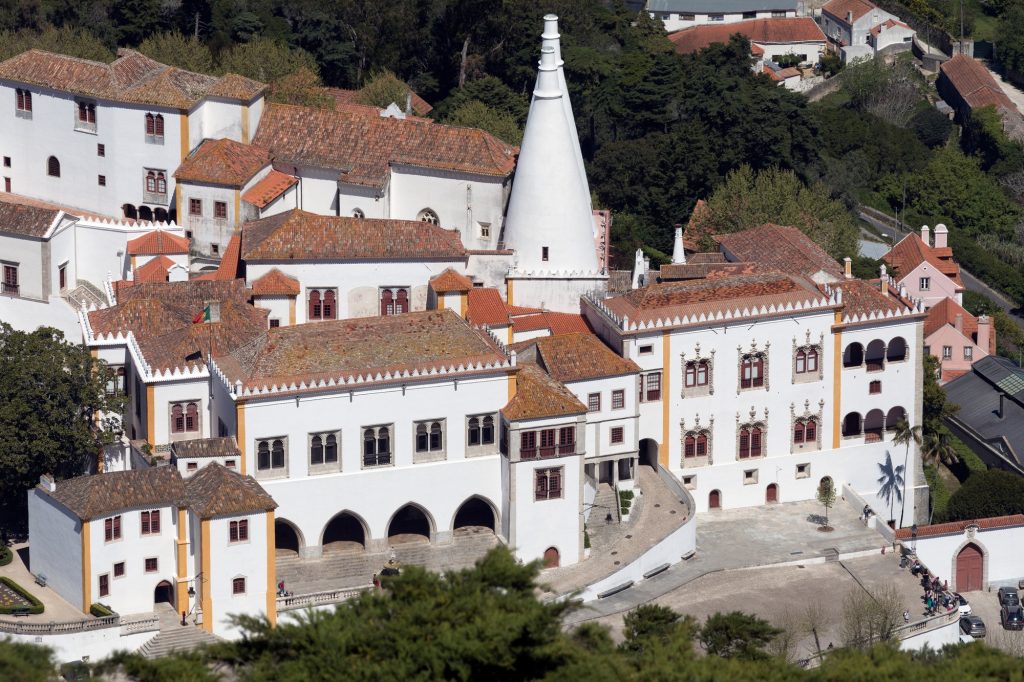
[858,209,1024,333]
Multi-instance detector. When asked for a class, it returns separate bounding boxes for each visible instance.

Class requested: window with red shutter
[323,290,336,319]
[233,577,246,594]
[535,471,548,500]
[154,114,164,137]
[751,427,763,457]
[396,288,409,313]
[685,435,695,457]
[189,198,202,216]
[185,402,198,432]
[612,389,625,409]
[145,113,155,135]
[549,468,562,497]
[796,350,806,374]
[805,419,817,442]
[807,349,818,372]
[739,429,750,458]
[559,426,575,448]
[643,372,661,401]
[380,289,393,316]
[141,511,150,535]
[793,422,805,444]
[588,393,600,412]
[520,431,537,459]
[151,510,160,534]
[214,201,227,219]
[113,515,121,539]
[540,429,556,457]
[99,574,109,597]
[696,433,707,456]
[105,517,113,541]
[230,521,239,542]
[171,404,184,433]
[145,557,157,573]
[238,519,248,541]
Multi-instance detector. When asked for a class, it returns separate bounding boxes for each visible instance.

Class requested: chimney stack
[998,392,1006,419]
[843,256,852,279]
[847,10,853,22]
[880,264,888,296]
[933,223,948,249]
[632,248,645,289]
[672,224,686,264]
[920,225,930,247]
[954,313,963,332]
[977,314,992,355]
[39,473,55,492]
[405,92,412,115]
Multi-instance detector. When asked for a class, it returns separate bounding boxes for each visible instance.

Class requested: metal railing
[277,586,371,612]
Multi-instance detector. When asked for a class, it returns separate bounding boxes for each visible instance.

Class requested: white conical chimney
[541,14,590,211]
[632,249,645,289]
[503,46,599,275]
[672,225,686,264]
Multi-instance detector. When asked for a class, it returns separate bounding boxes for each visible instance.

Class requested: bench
[34,573,46,588]
[11,606,30,617]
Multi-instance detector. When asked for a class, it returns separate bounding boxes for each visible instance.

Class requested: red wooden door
[543,547,560,569]
[709,490,721,509]
[956,544,983,592]
[766,484,778,503]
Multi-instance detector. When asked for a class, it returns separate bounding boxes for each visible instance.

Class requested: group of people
[911,559,958,616]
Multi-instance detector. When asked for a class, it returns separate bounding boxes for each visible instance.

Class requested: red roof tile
[250,268,300,296]
[502,364,587,421]
[940,55,1016,112]
[822,0,877,25]
[134,254,176,283]
[512,311,592,335]
[870,18,910,35]
[532,333,639,383]
[467,288,511,326]
[241,170,297,209]
[241,209,467,261]
[324,86,433,116]
[882,233,963,287]
[174,138,270,187]
[717,225,844,281]
[834,278,911,319]
[895,514,1024,540]
[669,18,824,54]
[430,268,473,293]
[252,103,516,188]
[197,233,243,281]
[924,297,977,339]
[0,195,60,237]
[0,48,263,108]
[126,230,189,255]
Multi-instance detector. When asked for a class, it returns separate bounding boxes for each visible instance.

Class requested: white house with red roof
[648,0,798,33]
[882,224,964,310]
[821,0,914,62]
[924,298,995,383]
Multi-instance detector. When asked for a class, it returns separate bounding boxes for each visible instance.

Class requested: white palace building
[2,15,924,658]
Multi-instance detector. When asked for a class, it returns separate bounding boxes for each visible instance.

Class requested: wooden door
[709,490,721,509]
[543,547,560,569]
[766,484,778,503]
[956,544,983,592]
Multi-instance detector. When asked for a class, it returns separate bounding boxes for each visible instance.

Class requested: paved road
[983,61,1024,113]
[858,209,1024,332]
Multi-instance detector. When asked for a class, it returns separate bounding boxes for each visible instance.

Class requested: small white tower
[541,14,589,206]
[672,226,686,264]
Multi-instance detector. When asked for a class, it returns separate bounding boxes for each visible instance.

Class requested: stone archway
[543,547,560,568]
[955,543,985,592]
[274,518,303,557]
[639,438,659,468]
[388,504,433,545]
[709,489,721,509]
[154,580,173,605]
[452,497,497,535]
[322,512,367,554]
[766,483,778,504]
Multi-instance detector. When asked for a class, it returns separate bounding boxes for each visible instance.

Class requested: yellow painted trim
[176,189,182,224]
[506,325,512,345]
[508,371,517,401]
[266,511,276,626]
[179,111,189,161]
[459,292,468,318]
[660,331,670,467]
[288,299,296,326]
[833,314,842,450]
[506,279,514,306]
[233,189,241,226]
[146,384,156,447]
[130,255,136,271]
[176,507,189,616]
[200,518,212,633]
[241,105,250,144]
[81,521,91,613]
[236,403,246,475]
[437,296,444,311]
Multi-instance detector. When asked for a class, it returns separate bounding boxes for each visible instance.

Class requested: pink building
[883,225,964,310]
[924,298,995,383]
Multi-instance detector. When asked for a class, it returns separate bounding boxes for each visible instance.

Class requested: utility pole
[194,12,200,40]
[960,0,965,55]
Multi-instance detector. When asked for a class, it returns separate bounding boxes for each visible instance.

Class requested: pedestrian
[903,609,910,624]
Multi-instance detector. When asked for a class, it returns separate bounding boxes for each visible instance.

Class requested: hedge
[924,464,951,522]
[0,545,11,567]
[0,577,44,615]
[90,602,114,617]
[948,436,987,483]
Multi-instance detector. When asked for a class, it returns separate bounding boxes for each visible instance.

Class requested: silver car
[960,614,986,638]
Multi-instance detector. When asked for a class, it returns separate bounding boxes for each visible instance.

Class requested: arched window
[352,208,365,219]
[363,429,376,457]
[122,204,138,220]
[418,208,439,225]
[154,114,164,137]
[843,342,864,368]
[376,427,390,457]
[258,441,270,469]
[396,288,409,314]
[171,404,184,433]
[805,418,817,442]
[685,360,710,388]
[308,290,321,320]
[807,348,818,372]
[795,350,806,374]
[696,433,708,456]
[146,171,156,193]
[322,290,336,319]
[47,156,60,178]
[684,434,696,458]
[325,434,338,462]
[311,435,324,465]
[154,208,168,222]
[740,354,764,388]
[750,426,763,457]
[416,423,428,452]
[155,172,166,194]
[380,289,394,316]
[793,421,805,444]
[138,206,153,222]
[842,412,862,437]
[739,428,750,458]
[468,417,480,446]
[271,439,285,468]
[430,422,442,451]
[482,416,494,444]
[185,402,198,432]
[145,113,155,135]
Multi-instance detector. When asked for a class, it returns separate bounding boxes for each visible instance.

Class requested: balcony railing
[142,191,167,206]
[520,444,576,460]
[2,282,19,296]
[362,452,392,468]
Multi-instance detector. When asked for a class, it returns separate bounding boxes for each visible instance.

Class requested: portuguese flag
[192,304,211,324]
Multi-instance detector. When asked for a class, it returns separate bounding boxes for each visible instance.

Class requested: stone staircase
[136,606,221,659]
[64,280,107,309]
[587,484,622,550]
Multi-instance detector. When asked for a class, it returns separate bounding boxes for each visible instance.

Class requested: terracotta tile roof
[196,233,243,281]
[430,268,474,293]
[0,48,263,109]
[609,271,822,323]
[763,65,783,82]
[505,304,543,316]
[503,364,587,421]
[940,55,1016,112]
[251,268,300,296]
[870,18,910,35]
[88,279,268,371]
[219,309,507,390]
[717,224,844,282]
[324,86,433,116]
[127,229,189,255]
[882,233,963,287]
[184,463,276,518]
[834,279,910,319]
[659,261,760,281]
[241,170,297,209]
[531,333,640,383]
[776,66,801,79]
[174,138,270,187]
[940,368,970,383]
[511,311,592,335]
[822,0,877,24]
[895,514,1024,540]
[0,196,60,237]
[172,437,240,460]
[467,288,511,326]
[241,209,467,261]
[134,254,176,283]
[924,297,977,339]
[42,467,185,520]
[252,103,516,188]
[669,18,824,54]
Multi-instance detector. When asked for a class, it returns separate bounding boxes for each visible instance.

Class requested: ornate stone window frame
[737,340,770,394]
[736,406,769,460]
[680,343,715,398]
[680,414,714,468]
[790,399,825,454]
[792,331,824,384]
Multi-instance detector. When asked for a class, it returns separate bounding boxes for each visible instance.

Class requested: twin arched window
[468,416,495,446]
[795,348,819,374]
[146,170,167,194]
[257,438,286,471]
[416,421,444,453]
[170,402,199,434]
[793,418,818,445]
[738,425,764,458]
[380,288,410,316]
[684,431,709,458]
[145,113,164,138]
[363,426,391,466]
[740,354,765,389]
[684,360,710,388]
[310,433,339,465]
[308,289,337,320]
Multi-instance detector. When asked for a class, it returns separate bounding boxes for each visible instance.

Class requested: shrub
[0,545,11,566]
[923,464,950,521]
[944,469,1024,521]
[90,602,115,617]
[0,577,43,615]
[584,530,591,550]
[947,437,987,483]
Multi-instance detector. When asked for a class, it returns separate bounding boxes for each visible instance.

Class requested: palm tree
[922,432,959,467]
[892,419,921,527]
[877,450,905,527]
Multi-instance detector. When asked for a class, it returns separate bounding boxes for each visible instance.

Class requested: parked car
[1000,605,1024,631]
[997,587,1020,608]
[961,614,986,638]
[953,593,971,615]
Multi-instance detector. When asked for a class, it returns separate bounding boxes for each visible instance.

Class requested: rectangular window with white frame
[2,262,19,296]
[640,371,661,402]
[919,277,930,291]
[963,346,973,360]
[611,389,625,410]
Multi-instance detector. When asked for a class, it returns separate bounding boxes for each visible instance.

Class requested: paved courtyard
[565,497,885,625]
[0,544,92,623]
[960,589,1024,655]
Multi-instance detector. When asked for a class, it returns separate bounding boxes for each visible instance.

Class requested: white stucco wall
[507,276,606,315]
[27,489,84,611]
[3,626,157,664]
[910,524,1024,592]
[656,9,798,33]
[150,379,212,447]
[0,232,44,299]
[177,181,239,256]
[205,512,270,639]
[510,449,583,566]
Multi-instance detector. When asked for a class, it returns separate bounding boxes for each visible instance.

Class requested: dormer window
[75,101,97,132]
[144,169,167,204]
[15,89,31,118]
[145,113,165,144]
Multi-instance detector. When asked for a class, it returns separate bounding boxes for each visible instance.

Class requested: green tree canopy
[218,37,320,84]
[699,612,782,661]
[0,25,113,63]
[442,100,522,145]
[138,31,215,74]
[944,469,1024,521]
[0,324,124,532]
[356,69,416,110]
